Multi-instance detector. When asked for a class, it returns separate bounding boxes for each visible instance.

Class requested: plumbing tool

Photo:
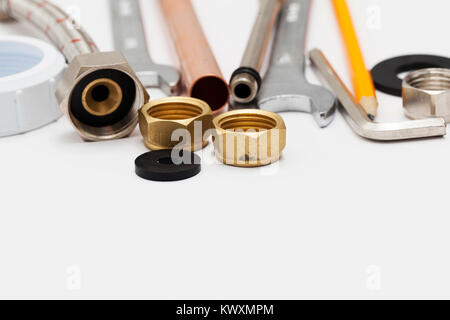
[1,0,149,141]
[257,0,336,128]
[310,49,446,141]
[159,0,229,114]
[110,0,180,96]
[230,0,283,105]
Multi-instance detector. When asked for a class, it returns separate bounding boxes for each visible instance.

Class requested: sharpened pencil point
[360,96,378,119]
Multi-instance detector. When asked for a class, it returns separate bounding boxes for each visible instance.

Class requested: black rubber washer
[230,67,262,89]
[70,69,136,128]
[371,55,450,97]
[135,150,201,182]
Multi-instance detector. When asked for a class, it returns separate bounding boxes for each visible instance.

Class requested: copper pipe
[159,0,229,114]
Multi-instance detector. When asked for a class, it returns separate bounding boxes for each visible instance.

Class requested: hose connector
[56,51,149,141]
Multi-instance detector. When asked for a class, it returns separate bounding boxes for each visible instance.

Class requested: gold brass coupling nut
[139,97,213,151]
[213,109,286,167]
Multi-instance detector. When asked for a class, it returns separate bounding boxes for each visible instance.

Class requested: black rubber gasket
[135,150,201,182]
[230,67,262,89]
[70,69,136,128]
[371,55,450,97]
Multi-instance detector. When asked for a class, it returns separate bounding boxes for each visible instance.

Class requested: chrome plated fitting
[403,68,450,123]
[56,51,149,141]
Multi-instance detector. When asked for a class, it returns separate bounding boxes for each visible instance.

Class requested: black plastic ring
[371,54,450,97]
[135,150,201,182]
[70,69,136,128]
[230,67,262,89]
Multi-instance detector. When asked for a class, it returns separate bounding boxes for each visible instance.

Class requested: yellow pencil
[332,0,378,120]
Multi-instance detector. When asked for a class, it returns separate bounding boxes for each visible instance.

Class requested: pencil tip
[360,97,378,119]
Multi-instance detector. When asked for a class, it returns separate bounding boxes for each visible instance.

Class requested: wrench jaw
[257,74,337,128]
[309,85,337,128]
[135,64,181,96]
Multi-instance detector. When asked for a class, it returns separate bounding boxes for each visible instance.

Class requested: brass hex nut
[56,51,149,141]
[213,109,286,167]
[139,97,213,151]
[403,68,450,123]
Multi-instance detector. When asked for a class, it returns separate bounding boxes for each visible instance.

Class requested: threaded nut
[56,51,149,141]
[403,68,450,122]
[213,109,286,167]
[139,97,213,151]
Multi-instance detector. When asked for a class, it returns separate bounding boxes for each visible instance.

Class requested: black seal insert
[70,69,136,127]
[135,150,201,182]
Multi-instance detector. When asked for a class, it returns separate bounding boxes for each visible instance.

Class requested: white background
[1,0,450,299]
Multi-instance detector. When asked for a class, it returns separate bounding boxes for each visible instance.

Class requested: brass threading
[139,97,213,151]
[213,109,286,167]
[81,78,123,117]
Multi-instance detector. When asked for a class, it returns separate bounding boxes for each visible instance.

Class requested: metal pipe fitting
[213,109,286,167]
[310,49,446,141]
[403,68,450,123]
[1,0,149,141]
[139,97,213,151]
[159,0,229,114]
[230,0,283,105]
[56,52,149,141]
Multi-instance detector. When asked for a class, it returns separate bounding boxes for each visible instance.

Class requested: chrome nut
[56,51,149,141]
[139,97,213,151]
[403,68,450,123]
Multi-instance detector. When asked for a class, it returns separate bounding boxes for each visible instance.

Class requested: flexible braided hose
[0,0,99,62]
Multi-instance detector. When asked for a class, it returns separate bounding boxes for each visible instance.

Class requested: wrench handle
[270,0,311,70]
[110,0,153,69]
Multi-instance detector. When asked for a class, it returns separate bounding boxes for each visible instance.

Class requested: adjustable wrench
[257,0,336,127]
[110,0,180,96]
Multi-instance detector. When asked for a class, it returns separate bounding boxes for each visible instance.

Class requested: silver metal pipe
[310,49,446,141]
[0,0,98,62]
[230,0,283,104]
